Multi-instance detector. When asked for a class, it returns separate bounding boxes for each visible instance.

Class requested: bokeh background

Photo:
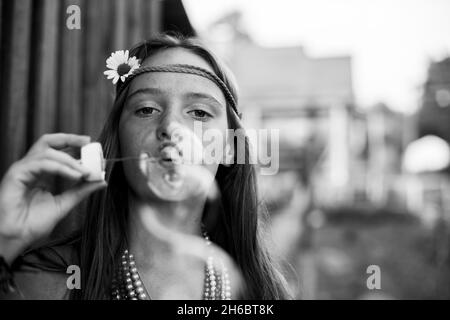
[1,0,450,299]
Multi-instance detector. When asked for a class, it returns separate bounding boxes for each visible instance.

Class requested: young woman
[0,34,290,300]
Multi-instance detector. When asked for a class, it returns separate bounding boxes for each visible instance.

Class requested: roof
[228,42,354,108]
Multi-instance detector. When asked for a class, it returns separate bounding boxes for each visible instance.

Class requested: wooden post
[57,0,82,134]
[0,0,32,176]
[82,0,113,139]
[113,0,127,50]
[30,0,60,140]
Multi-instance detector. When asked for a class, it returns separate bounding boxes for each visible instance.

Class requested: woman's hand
[0,134,107,264]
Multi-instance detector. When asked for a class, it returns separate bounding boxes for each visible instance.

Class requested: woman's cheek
[122,159,148,197]
[119,122,151,197]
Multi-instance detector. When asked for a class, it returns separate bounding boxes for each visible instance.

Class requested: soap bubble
[138,152,217,202]
[138,123,218,202]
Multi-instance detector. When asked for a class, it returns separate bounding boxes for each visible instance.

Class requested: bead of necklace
[111,231,231,300]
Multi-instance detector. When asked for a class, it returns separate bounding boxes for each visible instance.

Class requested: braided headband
[116,64,241,119]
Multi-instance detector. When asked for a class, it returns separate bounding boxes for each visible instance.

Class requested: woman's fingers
[40,148,91,177]
[22,159,85,182]
[28,133,91,154]
[54,181,107,215]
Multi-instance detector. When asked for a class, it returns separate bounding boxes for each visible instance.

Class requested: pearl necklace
[111,231,231,300]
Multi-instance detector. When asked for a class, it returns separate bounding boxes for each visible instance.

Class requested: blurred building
[401,56,450,219]
[200,10,450,300]
[203,16,437,211]
[207,30,363,205]
[418,57,450,145]
[202,11,369,205]
[364,104,405,206]
[203,12,448,218]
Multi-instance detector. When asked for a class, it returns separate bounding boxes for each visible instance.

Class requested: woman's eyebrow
[184,92,224,108]
[127,87,163,100]
[127,88,224,108]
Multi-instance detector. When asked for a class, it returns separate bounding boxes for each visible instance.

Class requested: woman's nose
[156,119,184,143]
[156,124,170,141]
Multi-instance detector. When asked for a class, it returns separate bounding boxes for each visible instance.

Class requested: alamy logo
[191,122,280,176]
[366,265,381,290]
[66,265,81,290]
[66,5,81,30]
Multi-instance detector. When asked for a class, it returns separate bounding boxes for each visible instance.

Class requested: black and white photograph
[0,0,449,306]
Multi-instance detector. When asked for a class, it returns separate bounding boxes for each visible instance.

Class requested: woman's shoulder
[15,240,79,272]
[4,237,80,300]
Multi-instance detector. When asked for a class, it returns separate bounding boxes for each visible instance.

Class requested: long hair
[74,33,290,300]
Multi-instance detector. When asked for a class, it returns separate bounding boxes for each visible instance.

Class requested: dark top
[1,240,79,300]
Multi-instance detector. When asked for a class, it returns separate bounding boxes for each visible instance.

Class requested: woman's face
[118,48,229,201]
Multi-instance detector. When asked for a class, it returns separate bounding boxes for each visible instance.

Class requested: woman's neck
[127,193,205,265]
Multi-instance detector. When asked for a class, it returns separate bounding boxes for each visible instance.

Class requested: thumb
[54,181,107,215]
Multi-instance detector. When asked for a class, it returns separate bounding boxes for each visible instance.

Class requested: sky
[183,0,450,113]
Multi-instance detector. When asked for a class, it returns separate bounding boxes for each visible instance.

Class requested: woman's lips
[160,145,180,159]
[158,145,183,167]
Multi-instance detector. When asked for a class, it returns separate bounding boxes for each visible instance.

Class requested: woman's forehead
[127,48,226,104]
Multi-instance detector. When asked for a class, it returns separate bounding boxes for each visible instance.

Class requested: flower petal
[107,60,120,68]
[111,52,124,65]
[111,54,121,65]
[104,69,116,76]
[129,66,139,75]
[128,57,140,69]
[104,70,118,79]
[106,59,118,69]
[105,50,142,85]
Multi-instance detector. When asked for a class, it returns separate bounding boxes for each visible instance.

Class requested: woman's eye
[135,107,159,117]
[188,109,212,119]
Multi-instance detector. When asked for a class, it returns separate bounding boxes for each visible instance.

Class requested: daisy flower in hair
[104,50,140,84]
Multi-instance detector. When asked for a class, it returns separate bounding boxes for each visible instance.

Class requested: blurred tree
[418,57,450,143]
[208,10,252,43]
